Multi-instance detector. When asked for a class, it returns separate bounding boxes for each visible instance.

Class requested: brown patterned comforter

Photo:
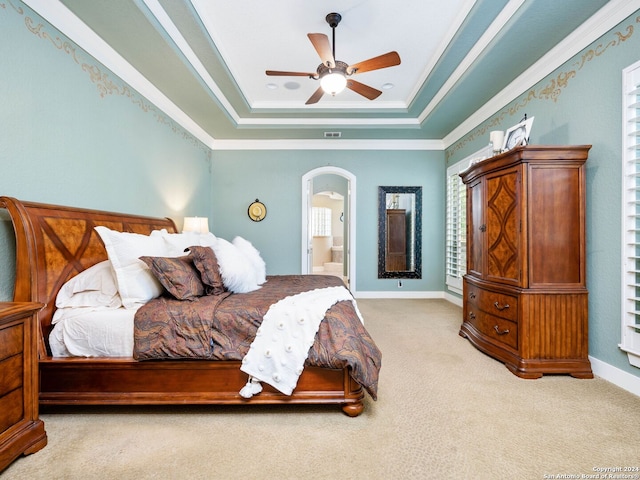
[133,275,381,399]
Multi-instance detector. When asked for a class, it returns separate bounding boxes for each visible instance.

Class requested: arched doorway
[301,167,356,293]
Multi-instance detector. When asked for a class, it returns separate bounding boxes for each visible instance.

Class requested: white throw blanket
[239,286,363,398]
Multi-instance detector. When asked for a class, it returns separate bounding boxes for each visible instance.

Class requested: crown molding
[22,0,218,149]
[23,0,428,140]
[418,0,526,126]
[443,0,640,148]
[22,0,638,151]
[211,138,443,151]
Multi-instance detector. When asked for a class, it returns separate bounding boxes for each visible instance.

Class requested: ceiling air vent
[324,132,342,138]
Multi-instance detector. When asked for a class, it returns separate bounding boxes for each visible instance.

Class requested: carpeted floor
[3,299,640,479]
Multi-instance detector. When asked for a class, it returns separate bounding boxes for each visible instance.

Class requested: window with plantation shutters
[446,144,493,294]
[311,207,332,237]
[445,165,466,293]
[621,59,640,368]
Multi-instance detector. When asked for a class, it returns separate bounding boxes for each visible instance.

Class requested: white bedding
[49,228,268,357]
[240,286,363,397]
[49,307,136,357]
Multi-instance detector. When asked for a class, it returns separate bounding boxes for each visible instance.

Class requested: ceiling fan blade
[346,79,382,100]
[305,86,325,105]
[347,51,401,75]
[266,70,316,77]
[307,33,335,67]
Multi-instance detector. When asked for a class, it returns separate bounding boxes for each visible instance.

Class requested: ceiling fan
[266,12,401,105]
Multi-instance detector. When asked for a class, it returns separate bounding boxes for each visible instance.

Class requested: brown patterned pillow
[188,246,226,296]
[139,255,204,300]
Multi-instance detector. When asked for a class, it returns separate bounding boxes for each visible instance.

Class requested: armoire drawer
[466,283,518,322]
[465,281,518,322]
[465,283,481,307]
[477,290,518,322]
[467,310,518,350]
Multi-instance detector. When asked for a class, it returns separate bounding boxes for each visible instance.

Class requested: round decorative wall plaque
[248,199,266,222]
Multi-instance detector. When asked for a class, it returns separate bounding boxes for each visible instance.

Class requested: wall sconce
[182,217,209,233]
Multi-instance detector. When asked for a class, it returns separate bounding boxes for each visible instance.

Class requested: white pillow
[56,260,122,309]
[212,238,262,293]
[152,229,217,257]
[232,236,266,286]
[94,226,168,309]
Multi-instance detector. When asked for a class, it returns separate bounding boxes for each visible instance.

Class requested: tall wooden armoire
[459,145,593,379]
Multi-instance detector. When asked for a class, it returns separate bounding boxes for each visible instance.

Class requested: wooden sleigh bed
[1,196,377,416]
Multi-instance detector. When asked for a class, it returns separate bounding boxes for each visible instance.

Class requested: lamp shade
[320,72,347,96]
[182,217,209,233]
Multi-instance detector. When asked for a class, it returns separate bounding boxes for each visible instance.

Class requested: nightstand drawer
[0,389,24,434]
[0,355,23,397]
[0,324,23,361]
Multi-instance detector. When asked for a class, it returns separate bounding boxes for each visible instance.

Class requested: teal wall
[0,3,445,300]
[4,0,636,381]
[0,3,212,300]
[446,11,640,377]
[210,149,445,293]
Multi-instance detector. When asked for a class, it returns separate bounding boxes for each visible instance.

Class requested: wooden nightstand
[0,302,47,472]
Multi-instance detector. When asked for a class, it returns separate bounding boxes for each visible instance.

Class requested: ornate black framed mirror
[378,186,422,279]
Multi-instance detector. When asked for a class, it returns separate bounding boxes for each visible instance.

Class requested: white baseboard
[353,290,464,306]
[589,356,640,397]
[354,290,445,299]
[444,291,463,307]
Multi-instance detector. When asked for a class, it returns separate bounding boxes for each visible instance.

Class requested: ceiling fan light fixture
[265,12,400,104]
[317,60,349,96]
[320,71,347,96]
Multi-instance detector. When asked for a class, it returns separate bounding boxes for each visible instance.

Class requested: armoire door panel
[528,166,584,286]
[486,170,520,285]
[468,180,484,278]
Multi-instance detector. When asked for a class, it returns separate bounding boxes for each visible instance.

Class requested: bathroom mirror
[378,186,422,279]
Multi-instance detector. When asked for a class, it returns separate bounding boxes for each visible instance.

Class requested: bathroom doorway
[311,190,345,281]
[301,167,356,292]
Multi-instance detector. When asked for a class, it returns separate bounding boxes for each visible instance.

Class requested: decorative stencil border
[446,14,640,161]
[1,0,207,151]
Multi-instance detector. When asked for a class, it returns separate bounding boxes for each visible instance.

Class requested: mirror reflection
[378,186,422,279]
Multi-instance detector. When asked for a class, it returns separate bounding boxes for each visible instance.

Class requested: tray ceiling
[25,0,628,147]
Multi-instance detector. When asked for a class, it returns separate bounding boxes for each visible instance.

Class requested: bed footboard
[39,358,364,415]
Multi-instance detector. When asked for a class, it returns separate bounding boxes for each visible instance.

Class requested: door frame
[301,167,356,293]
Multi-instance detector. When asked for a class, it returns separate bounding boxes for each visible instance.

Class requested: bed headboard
[0,196,178,356]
